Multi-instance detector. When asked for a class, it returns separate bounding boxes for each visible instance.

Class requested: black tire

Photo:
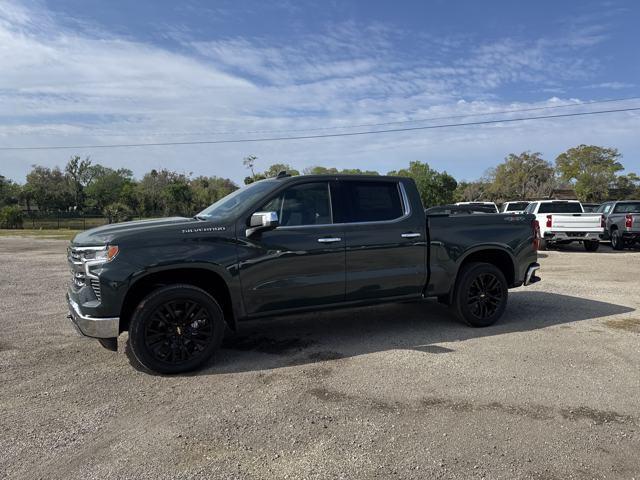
[538,238,548,251]
[611,229,624,250]
[128,284,225,374]
[452,262,508,327]
[583,240,600,252]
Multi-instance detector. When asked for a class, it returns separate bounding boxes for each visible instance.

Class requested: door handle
[401,232,421,238]
[317,237,342,243]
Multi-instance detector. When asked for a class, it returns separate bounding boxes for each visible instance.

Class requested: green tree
[0,175,21,207]
[85,166,135,213]
[190,176,237,211]
[610,173,640,200]
[103,202,133,224]
[304,166,339,175]
[303,166,379,175]
[64,155,94,210]
[24,165,73,212]
[263,163,300,177]
[555,145,624,202]
[454,180,492,202]
[137,169,193,216]
[486,152,556,201]
[388,161,457,207]
[339,168,379,175]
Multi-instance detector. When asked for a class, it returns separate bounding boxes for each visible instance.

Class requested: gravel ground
[1,237,639,480]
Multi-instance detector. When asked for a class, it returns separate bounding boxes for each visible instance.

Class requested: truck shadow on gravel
[187,291,634,376]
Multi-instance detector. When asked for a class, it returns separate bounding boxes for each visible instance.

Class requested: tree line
[1,144,639,229]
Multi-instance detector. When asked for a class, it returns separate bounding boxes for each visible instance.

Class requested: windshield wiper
[193,215,208,221]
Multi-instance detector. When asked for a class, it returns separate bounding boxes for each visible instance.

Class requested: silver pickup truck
[597,200,640,250]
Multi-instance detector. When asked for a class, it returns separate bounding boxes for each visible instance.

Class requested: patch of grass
[604,317,640,333]
[0,229,80,240]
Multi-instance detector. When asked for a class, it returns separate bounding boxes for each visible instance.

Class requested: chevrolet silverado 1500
[67,174,540,373]
[524,200,603,251]
[597,200,640,249]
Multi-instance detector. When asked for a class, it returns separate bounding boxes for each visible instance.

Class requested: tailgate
[550,213,602,232]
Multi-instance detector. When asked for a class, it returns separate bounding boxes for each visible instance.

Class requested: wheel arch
[457,247,516,287]
[119,266,236,333]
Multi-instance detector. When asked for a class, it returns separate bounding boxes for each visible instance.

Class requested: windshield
[613,202,640,214]
[197,179,279,221]
[538,202,583,214]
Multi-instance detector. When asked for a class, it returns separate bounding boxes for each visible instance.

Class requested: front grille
[68,246,103,302]
[90,279,101,300]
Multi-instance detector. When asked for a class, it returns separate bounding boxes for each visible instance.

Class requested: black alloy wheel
[467,273,503,320]
[128,285,225,374]
[453,262,508,327]
[143,299,214,364]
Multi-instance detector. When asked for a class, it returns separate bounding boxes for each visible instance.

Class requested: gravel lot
[1,236,639,479]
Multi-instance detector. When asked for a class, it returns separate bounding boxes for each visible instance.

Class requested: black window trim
[275,179,411,229]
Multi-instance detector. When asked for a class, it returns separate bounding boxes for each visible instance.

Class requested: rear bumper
[67,294,119,339]
[544,231,601,241]
[524,263,541,286]
[622,231,640,241]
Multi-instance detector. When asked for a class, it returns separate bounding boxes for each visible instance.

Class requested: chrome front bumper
[67,294,119,338]
[524,263,541,286]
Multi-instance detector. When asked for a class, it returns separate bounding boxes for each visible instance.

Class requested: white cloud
[0,0,638,183]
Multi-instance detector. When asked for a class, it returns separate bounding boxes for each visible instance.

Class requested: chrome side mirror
[246,211,279,236]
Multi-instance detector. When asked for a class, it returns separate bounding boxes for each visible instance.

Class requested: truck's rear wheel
[611,229,624,250]
[453,262,508,327]
[583,240,600,252]
[128,285,225,374]
[538,238,548,251]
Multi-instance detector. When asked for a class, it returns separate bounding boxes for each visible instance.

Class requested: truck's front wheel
[453,262,508,327]
[128,285,225,374]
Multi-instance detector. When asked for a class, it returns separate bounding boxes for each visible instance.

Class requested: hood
[72,217,204,246]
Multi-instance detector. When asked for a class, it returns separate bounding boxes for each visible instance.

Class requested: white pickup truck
[524,200,603,251]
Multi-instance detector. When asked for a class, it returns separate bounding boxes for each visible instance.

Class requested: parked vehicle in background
[66,174,540,373]
[582,203,601,212]
[524,200,603,251]
[597,200,640,250]
[500,201,530,214]
[426,204,499,215]
[455,201,499,213]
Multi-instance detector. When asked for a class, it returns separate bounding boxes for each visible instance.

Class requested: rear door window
[538,202,583,214]
[342,181,404,223]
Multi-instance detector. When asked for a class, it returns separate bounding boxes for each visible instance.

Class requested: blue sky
[1,0,639,183]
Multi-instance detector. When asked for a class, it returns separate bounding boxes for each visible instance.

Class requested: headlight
[82,245,119,263]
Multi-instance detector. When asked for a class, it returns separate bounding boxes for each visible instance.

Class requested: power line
[1,106,639,151]
[15,95,640,138]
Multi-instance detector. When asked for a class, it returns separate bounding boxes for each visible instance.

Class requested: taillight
[601,215,606,228]
[546,214,552,228]
[533,219,541,250]
[626,214,633,229]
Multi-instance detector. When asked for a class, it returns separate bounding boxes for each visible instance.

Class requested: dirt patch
[308,387,350,403]
[560,406,635,425]
[604,317,640,333]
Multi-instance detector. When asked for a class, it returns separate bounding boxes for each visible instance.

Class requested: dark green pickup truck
[67,174,540,373]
